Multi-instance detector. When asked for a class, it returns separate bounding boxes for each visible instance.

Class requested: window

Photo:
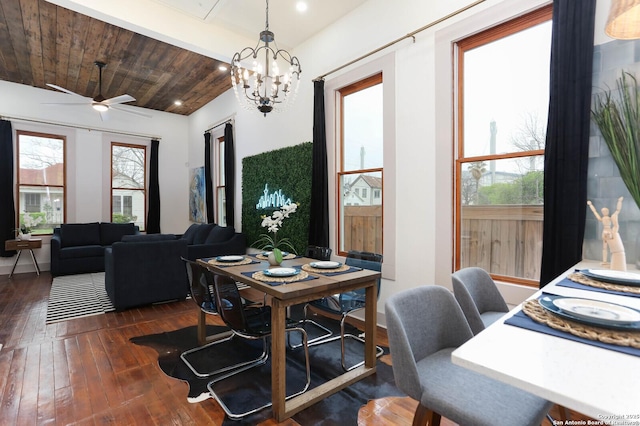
[373,189,381,199]
[111,143,146,230]
[216,137,226,225]
[338,73,383,256]
[17,131,65,235]
[455,6,551,285]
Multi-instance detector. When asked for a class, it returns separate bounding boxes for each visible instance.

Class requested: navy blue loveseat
[50,222,139,277]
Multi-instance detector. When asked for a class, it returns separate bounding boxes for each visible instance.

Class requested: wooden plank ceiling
[0,0,231,115]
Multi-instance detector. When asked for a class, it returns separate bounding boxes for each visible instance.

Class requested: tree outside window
[111,143,146,230]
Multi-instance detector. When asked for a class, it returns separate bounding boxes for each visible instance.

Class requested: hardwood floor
[0,271,590,425]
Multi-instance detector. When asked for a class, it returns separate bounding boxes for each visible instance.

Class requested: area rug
[130,315,403,425]
[46,272,115,324]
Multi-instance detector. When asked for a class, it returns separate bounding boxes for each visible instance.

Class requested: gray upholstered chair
[451,267,509,335]
[385,285,552,426]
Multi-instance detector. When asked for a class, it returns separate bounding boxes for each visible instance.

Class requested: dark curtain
[0,120,16,257]
[308,79,330,248]
[540,0,596,287]
[224,123,235,227]
[204,132,215,224]
[146,139,161,233]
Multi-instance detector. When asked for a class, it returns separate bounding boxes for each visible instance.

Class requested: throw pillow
[205,226,235,244]
[180,223,201,244]
[193,224,216,245]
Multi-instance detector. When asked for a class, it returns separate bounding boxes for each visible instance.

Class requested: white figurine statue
[587,196,626,271]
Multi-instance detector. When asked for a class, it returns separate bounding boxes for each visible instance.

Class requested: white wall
[0,80,191,274]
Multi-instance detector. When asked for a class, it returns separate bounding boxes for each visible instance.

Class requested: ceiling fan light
[92,103,109,112]
[606,0,640,39]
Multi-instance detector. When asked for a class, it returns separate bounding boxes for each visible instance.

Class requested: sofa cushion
[122,234,177,242]
[193,224,216,244]
[180,224,201,244]
[60,222,101,248]
[100,222,137,246]
[58,245,105,259]
[205,225,235,244]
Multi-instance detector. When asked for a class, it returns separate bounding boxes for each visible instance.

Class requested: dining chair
[385,285,553,426]
[179,258,268,378]
[207,271,311,420]
[305,245,332,261]
[303,250,384,371]
[451,267,509,335]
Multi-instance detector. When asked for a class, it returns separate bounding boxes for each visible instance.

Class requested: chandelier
[606,0,640,40]
[230,0,302,116]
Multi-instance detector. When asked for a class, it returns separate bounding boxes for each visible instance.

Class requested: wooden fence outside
[460,205,543,280]
[343,205,383,254]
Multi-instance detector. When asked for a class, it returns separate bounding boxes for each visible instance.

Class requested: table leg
[271,298,287,421]
[29,249,40,275]
[8,250,22,279]
[364,280,377,368]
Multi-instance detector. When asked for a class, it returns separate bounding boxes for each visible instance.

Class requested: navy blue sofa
[50,222,139,277]
[104,234,188,310]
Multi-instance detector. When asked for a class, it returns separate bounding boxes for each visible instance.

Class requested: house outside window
[455,5,551,286]
[17,131,65,235]
[111,143,146,230]
[338,73,383,256]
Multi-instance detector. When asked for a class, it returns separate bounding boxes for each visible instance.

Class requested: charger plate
[538,295,640,331]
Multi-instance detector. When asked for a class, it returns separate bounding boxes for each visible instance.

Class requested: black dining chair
[180,258,267,378]
[206,271,311,420]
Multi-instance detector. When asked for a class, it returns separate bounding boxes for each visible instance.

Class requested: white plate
[552,297,640,324]
[263,267,298,277]
[309,261,341,269]
[586,269,640,283]
[261,251,289,257]
[216,255,244,262]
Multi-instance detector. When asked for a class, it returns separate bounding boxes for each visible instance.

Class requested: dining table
[197,253,381,422]
[451,261,640,422]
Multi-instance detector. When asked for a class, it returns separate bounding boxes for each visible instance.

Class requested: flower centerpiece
[253,203,298,265]
[19,213,43,240]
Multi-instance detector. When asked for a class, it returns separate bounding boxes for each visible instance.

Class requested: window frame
[454,4,552,287]
[110,142,147,230]
[336,72,384,257]
[216,135,226,226]
[16,130,67,235]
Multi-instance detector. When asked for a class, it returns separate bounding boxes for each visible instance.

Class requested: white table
[452,263,640,420]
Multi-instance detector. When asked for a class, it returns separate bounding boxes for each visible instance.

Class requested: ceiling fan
[45,61,151,121]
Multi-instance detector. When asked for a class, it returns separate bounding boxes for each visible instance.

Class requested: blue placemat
[241,270,318,286]
[311,266,362,276]
[556,274,640,299]
[504,298,640,357]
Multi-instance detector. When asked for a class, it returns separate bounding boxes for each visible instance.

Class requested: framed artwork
[189,166,206,223]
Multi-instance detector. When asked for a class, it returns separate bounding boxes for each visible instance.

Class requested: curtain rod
[205,114,236,133]
[0,114,161,140]
[314,0,486,81]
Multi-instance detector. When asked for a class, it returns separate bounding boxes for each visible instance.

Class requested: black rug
[130,312,403,425]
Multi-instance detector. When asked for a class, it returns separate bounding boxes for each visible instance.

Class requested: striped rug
[46,273,115,324]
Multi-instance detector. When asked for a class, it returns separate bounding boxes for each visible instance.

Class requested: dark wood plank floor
[0,271,590,425]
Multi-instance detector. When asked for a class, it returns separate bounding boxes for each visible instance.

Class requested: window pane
[18,186,64,234]
[217,187,226,225]
[343,84,383,171]
[18,135,64,186]
[339,171,382,253]
[460,156,543,279]
[218,140,225,185]
[112,145,145,189]
[112,188,144,229]
[463,21,551,158]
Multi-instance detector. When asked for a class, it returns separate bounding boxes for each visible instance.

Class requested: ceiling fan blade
[110,105,152,118]
[42,102,92,106]
[98,109,110,122]
[104,94,135,105]
[46,84,90,98]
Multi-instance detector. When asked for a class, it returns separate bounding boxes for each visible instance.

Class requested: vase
[20,233,31,240]
[267,252,282,266]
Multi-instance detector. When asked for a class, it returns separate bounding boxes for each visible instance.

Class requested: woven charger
[568,272,640,295]
[301,264,350,274]
[207,257,253,266]
[522,299,640,349]
[255,253,297,261]
[252,270,309,283]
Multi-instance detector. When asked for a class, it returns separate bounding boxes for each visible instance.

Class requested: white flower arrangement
[20,213,43,234]
[253,203,298,261]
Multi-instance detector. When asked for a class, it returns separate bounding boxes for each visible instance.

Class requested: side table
[5,238,42,278]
